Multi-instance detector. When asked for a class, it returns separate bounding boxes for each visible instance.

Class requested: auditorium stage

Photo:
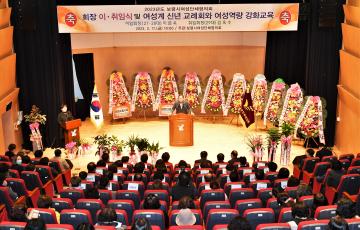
[47,117,307,175]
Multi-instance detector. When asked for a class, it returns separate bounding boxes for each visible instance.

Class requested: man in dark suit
[316,145,333,160]
[292,149,315,169]
[172,95,192,115]
[326,160,345,189]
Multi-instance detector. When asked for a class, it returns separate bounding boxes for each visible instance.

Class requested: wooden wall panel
[0,54,16,100]
[342,23,360,57]
[348,0,360,7]
[339,50,360,99]
[0,7,10,29]
[0,0,7,9]
[344,5,360,27]
[335,85,360,154]
[73,45,265,116]
[0,26,13,59]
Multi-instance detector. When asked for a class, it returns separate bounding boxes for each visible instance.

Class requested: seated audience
[11,154,24,172]
[114,160,123,168]
[134,173,143,182]
[84,187,100,199]
[5,144,16,160]
[96,207,123,229]
[336,198,356,219]
[268,161,278,172]
[315,145,333,160]
[287,176,300,187]
[178,160,188,170]
[311,192,328,218]
[98,175,110,190]
[255,170,265,180]
[175,208,196,226]
[131,217,151,230]
[96,159,107,167]
[227,216,252,230]
[195,151,212,167]
[239,156,248,167]
[37,195,60,223]
[87,162,97,173]
[292,148,315,169]
[24,163,36,172]
[172,171,197,201]
[326,160,345,189]
[133,162,145,174]
[70,176,82,189]
[288,201,312,230]
[161,152,172,169]
[79,171,88,180]
[228,150,239,165]
[108,163,117,174]
[328,216,349,230]
[216,153,225,164]
[178,196,196,209]
[34,150,43,160]
[140,153,148,164]
[101,153,110,163]
[39,157,59,178]
[296,183,312,201]
[278,167,290,179]
[229,170,239,182]
[0,168,18,200]
[10,203,28,222]
[151,180,163,190]
[76,223,95,230]
[24,218,46,230]
[143,193,168,227]
[22,155,31,164]
[50,149,70,172]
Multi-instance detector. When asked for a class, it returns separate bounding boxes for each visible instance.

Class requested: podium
[169,114,194,146]
[64,119,81,144]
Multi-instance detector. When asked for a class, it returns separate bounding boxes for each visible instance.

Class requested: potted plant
[247,135,264,162]
[93,134,111,156]
[109,135,125,161]
[147,141,163,164]
[126,134,139,155]
[24,105,46,151]
[266,128,281,162]
[280,122,295,165]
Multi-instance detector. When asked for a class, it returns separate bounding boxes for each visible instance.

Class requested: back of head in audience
[178,171,191,187]
[200,161,211,169]
[306,148,315,157]
[204,173,213,182]
[161,152,170,163]
[227,216,252,230]
[34,150,43,158]
[76,223,95,230]
[39,157,50,166]
[84,187,100,199]
[217,153,224,163]
[22,155,31,164]
[114,160,123,167]
[331,159,343,171]
[134,173,143,182]
[99,175,110,189]
[153,171,164,181]
[268,161,278,172]
[97,207,117,224]
[178,196,196,209]
[277,192,293,207]
[87,162,96,173]
[239,156,247,166]
[96,159,106,167]
[131,217,151,230]
[152,180,163,190]
[200,151,208,160]
[140,154,148,163]
[231,150,238,160]
[121,156,129,163]
[79,171,88,180]
[143,194,160,209]
[328,216,349,230]
[287,176,300,187]
[229,170,239,182]
[210,181,220,190]
[178,160,187,169]
[54,149,62,157]
[10,203,28,222]
[70,176,81,188]
[108,163,117,174]
[296,183,312,200]
[313,192,328,209]
[255,170,264,180]
[134,162,145,173]
[37,195,52,208]
[292,201,310,219]
[101,153,110,163]
[336,198,356,219]
[24,218,46,230]
[278,167,290,179]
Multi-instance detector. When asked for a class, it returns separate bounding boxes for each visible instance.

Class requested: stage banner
[57,4,299,33]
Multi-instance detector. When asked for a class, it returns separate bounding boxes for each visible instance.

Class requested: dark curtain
[265,0,344,146]
[73,53,95,120]
[10,0,75,149]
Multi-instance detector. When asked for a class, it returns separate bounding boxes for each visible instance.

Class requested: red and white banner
[57,4,299,33]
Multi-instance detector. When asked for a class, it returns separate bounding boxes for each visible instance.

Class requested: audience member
[292,148,315,169]
[143,194,168,227]
[9,203,27,222]
[37,195,60,223]
[216,153,225,163]
[11,154,24,172]
[228,150,239,165]
[268,161,278,172]
[195,151,212,166]
[328,216,349,230]
[76,223,95,230]
[227,216,252,230]
[96,159,107,167]
[152,180,163,190]
[34,150,43,159]
[296,183,312,201]
[175,208,196,226]
[133,162,145,174]
[87,162,97,173]
[134,173,143,182]
[101,153,110,163]
[278,167,290,179]
[5,144,16,160]
[311,192,328,218]
[316,145,333,160]
[70,176,82,188]
[326,160,345,189]
[39,157,59,177]
[239,156,247,167]
[24,163,35,172]
[229,170,239,182]
[140,154,148,164]
[178,196,196,209]
[108,163,117,174]
[96,207,123,229]
[0,171,18,200]
[131,217,151,230]
[84,187,100,199]
[22,155,31,164]
[255,170,265,180]
[287,176,300,187]
[336,198,356,219]
[79,171,88,180]
[50,149,70,172]
[24,218,46,230]
[288,201,312,230]
[178,160,188,169]
[172,171,197,201]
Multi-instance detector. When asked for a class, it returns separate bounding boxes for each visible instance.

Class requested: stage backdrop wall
[72,32,266,117]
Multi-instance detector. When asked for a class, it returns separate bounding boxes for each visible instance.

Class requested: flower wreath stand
[29,123,43,151]
[131,72,155,121]
[108,72,132,121]
[154,68,178,117]
[280,122,295,166]
[251,74,268,131]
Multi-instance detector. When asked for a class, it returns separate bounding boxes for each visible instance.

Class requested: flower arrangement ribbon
[201,69,226,114]
[154,69,178,111]
[294,96,325,144]
[131,72,155,112]
[29,122,42,150]
[280,135,292,165]
[108,72,131,114]
[183,72,202,109]
[224,73,246,116]
[251,74,268,116]
[263,80,286,126]
[279,83,303,127]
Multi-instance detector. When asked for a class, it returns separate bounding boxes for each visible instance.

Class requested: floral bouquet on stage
[154,68,179,116]
[247,135,264,162]
[263,79,286,126]
[147,141,163,165]
[183,72,202,109]
[65,141,78,159]
[201,69,226,114]
[251,74,268,116]
[131,72,155,112]
[224,73,247,116]
[280,122,295,165]
[295,96,325,144]
[108,71,132,119]
[279,83,303,127]
[266,128,281,162]
[24,105,46,151]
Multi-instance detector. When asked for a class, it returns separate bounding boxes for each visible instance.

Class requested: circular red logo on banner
[65,12,77,27]
[279,11,291,25]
